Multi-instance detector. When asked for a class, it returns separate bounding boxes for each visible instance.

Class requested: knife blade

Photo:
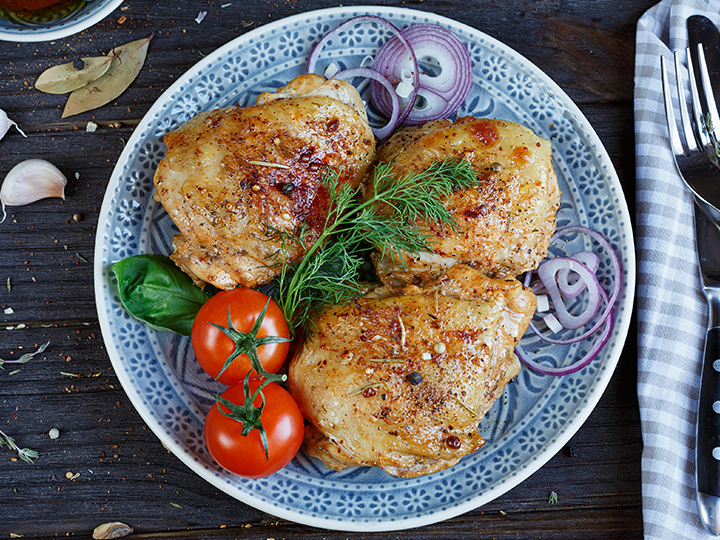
[688,15,720,112]
[694,203,720,536]
[688,15,720,537]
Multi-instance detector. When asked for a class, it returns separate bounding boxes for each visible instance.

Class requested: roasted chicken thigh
[153,74,375,290]
[366,116,560,286]
[288,264,535,478]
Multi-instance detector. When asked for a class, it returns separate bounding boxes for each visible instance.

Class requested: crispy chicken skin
[153,74,375,290]
[288,264,535,478]
[367,116,560,286]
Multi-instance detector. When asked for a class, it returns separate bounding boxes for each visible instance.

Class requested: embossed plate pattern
[94,6,635,532]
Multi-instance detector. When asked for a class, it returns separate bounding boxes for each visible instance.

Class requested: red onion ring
[331,67,400,140]
[537,257,600,330]
[515,308,613,376]
[557,250,599,298]
[525,226,622,346]
[304,15,419,135]
[371,23,472,125]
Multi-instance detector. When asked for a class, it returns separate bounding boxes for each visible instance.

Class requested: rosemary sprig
[0,341,49,369]
[271,158,480,334]
[0,429,39,463]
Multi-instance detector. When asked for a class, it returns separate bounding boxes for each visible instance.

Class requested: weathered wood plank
[0,0,648,537]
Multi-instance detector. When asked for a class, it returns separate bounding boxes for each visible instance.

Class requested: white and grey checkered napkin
[636,1,720,538]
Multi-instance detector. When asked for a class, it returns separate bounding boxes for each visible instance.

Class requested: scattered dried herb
[0,340,49,369]
[248,160,291,169]
[0,428,38,463]
[454,396,479,418]
[348,382,383,397]
[548,490,558,504]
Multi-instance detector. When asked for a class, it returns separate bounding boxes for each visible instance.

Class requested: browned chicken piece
[153,74,375,290]
[288,264,535,478]
[366,116,560,287]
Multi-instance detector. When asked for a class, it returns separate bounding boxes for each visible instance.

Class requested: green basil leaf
[111,254,212,336]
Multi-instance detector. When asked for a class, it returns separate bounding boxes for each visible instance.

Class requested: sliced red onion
[537,257,601,330]
[529,282,610,345]
[306,15,407,75]
[371,23,471,125]
[557,250,599,298]
[516,309,613,376]
[535,294,550,313]
[527,226,622,346]
[516,226,622,375]
[543,312,563,334]
[554,225,622,316]
[305,14,419,132]
[332,67,400,140]
[401,88,455,125]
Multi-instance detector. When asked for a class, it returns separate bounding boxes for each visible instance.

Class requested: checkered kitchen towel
[636,0,720,538]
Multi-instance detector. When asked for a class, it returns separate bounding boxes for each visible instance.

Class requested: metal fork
[661,45,720,221]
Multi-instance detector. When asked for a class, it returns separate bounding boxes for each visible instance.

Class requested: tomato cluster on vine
[191,287,304,478]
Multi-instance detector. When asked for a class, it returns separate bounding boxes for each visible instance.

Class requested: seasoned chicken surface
[154,74,375,290]
[288,264,535,478]
[366,116,560,286]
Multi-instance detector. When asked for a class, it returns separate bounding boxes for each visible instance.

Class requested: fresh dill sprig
[0,428,39,463]
[271,158,480,334]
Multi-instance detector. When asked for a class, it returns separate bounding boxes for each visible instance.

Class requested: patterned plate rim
[93,5,636,532]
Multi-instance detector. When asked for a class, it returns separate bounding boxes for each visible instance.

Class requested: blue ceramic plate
[94,6,635,532]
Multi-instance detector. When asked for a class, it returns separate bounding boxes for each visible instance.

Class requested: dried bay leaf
[62,34,153,118]
[35,57,112,94]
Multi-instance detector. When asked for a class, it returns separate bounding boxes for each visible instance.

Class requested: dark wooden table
[0,0,645,538]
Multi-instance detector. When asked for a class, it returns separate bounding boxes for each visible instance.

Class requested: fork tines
[661,44,720,155]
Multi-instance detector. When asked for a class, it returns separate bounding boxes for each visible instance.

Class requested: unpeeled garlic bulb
[0,159,67,222]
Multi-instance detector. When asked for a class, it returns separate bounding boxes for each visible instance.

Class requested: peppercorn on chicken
[153,74,375,290]
[365,116,560,287]
[288,264,535,478]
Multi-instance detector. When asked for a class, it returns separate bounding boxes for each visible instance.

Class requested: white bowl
[0,0,123,42]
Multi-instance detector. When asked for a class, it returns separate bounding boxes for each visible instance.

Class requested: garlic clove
[0,159,67,223]
[0,108,26,141]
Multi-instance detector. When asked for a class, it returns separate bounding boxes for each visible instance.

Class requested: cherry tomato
[204,379,304,478]
[191,288,290,385]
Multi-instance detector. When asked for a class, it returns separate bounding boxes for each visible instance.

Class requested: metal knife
[694,203,720,536]
[688,15,720,536]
